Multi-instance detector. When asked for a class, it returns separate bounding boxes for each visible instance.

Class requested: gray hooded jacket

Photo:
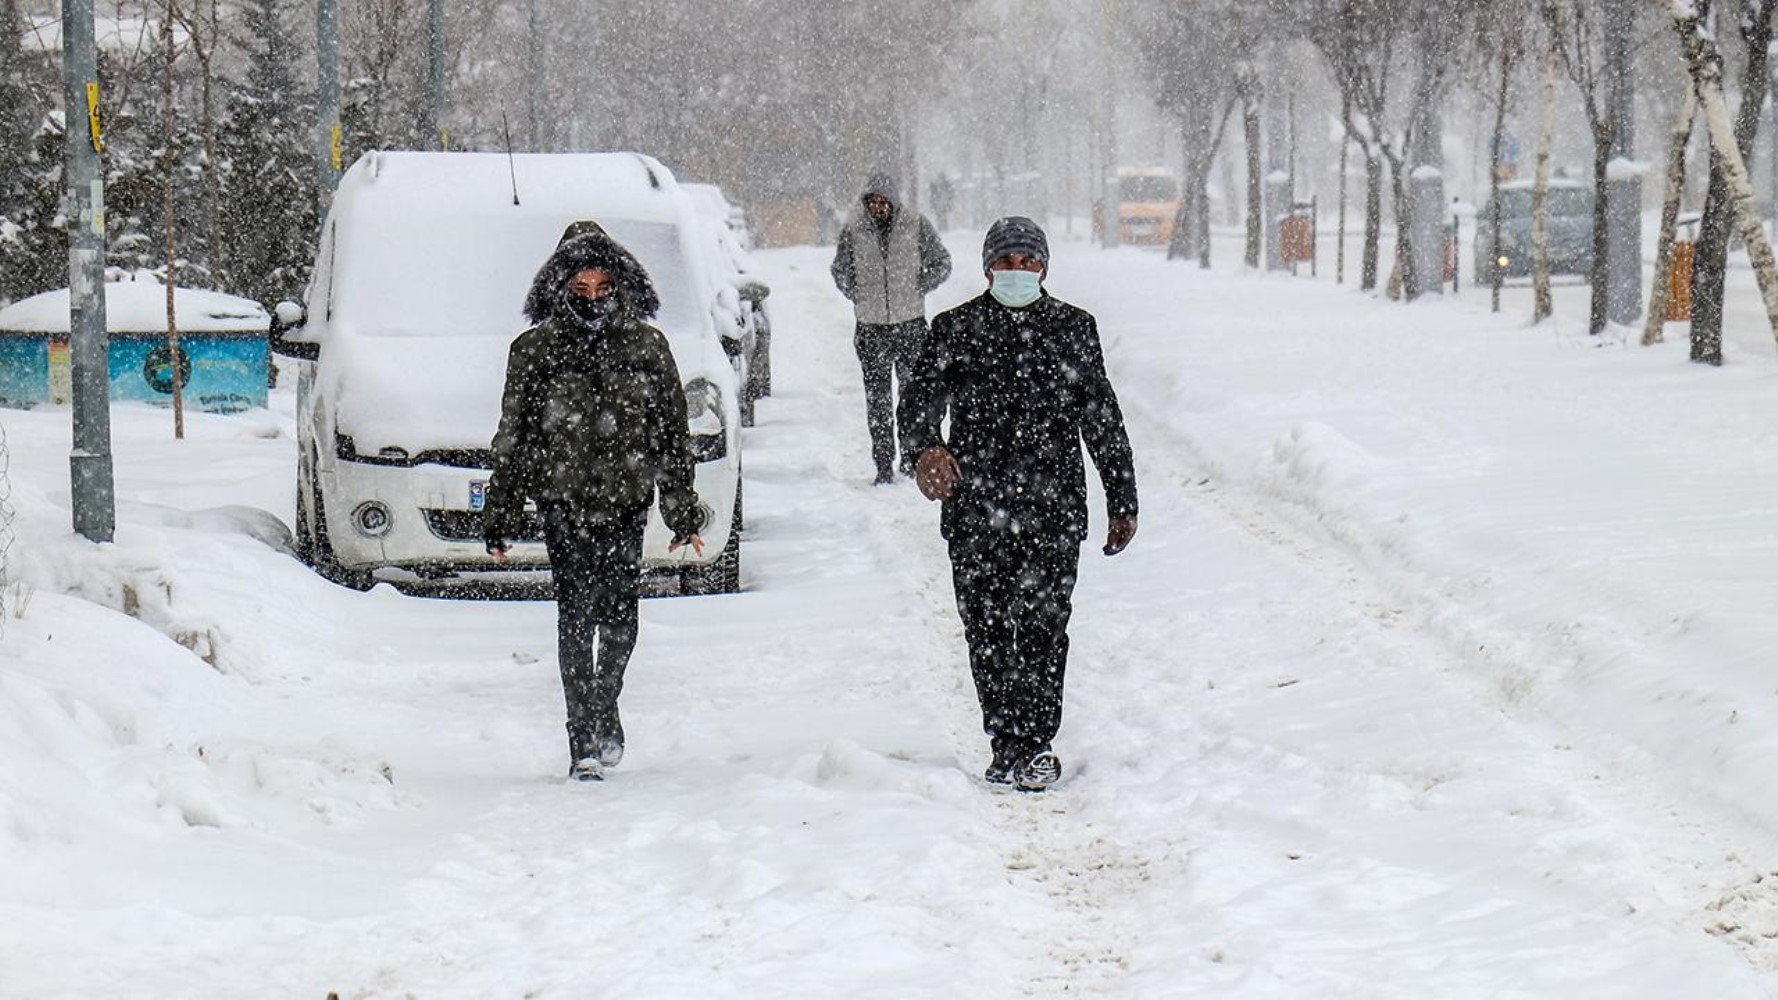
[830,173,952,325]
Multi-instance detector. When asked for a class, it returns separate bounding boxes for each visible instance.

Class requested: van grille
[423,509,546,543]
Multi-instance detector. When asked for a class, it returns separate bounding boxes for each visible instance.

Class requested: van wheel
[739,386,757,428]
[310,480,374,591]
[294,455,317,564]
[680,487,741,596]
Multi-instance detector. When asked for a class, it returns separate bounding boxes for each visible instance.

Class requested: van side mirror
[738,280,770,304]
[269,300,320,361]
[274,300,304,326]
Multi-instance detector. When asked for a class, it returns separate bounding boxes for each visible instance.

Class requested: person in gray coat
[830,171,952,484]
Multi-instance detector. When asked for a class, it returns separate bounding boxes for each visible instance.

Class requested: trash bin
[1666,240,1695,322]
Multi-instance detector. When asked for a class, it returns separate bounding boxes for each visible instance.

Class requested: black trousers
[855,319,927,476]
[946,525,1082,759]
[541,503,647,759]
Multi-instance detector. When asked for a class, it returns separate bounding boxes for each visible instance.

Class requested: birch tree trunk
[1663,0,1778,345]
[1532,45,1558,323]
[1644,78,1696,346]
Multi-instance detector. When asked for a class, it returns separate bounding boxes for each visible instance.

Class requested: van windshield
[334,215,705,338]
[1121,176,1179,203]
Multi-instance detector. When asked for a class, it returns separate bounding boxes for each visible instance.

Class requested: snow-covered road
[6,236,1778,997]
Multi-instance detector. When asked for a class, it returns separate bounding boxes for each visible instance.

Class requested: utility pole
[316,0,339,222]
[63,0,115,542]
[426,0,446,149]
[1097,0,1119,248]
[1604,0,1642,324]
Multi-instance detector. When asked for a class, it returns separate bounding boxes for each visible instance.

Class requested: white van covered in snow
[275,151,743,593]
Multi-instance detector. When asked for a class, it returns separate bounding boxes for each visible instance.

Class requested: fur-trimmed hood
[522,221,661,325]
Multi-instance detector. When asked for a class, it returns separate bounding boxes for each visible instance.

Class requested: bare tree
[1680,0,1777,365]
[1661,0,1778,344]
[1130,0,1244,268]
[1307,0,1461,301]
[1542,0,1624,336]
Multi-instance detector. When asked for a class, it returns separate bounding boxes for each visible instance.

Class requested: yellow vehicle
[1108,168,1183,246]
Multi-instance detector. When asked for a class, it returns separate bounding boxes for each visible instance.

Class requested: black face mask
[567,293,619,328]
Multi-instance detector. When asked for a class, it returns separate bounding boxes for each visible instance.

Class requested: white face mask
[989,269,1042,308]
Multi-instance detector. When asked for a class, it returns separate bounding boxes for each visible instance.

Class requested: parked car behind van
[684,182,772,426]
[1475,178,1594,285]
[273,151,743,594]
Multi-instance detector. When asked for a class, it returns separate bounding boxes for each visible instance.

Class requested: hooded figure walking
[484,223,710,781]
[901,217,1139,791]
[830,172,952,484]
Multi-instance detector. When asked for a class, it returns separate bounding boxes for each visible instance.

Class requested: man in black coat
[485,222,709,782]
[901,216,1138,792]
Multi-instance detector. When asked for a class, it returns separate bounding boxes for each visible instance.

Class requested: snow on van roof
[332,151,685,225]
[1498,177,1589,192]
[0,279,268,335]
[683,183,734,213]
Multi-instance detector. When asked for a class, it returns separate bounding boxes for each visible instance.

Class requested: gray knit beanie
[982,216,1049,271]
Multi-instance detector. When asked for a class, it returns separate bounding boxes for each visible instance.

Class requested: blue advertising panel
[107,334,268,413]
[0,332,267,413]
[0,336,49,408]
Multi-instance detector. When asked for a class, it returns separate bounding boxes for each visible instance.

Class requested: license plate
[468,480,487,511]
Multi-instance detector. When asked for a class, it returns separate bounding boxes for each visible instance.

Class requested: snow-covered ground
[6,232,1778,997]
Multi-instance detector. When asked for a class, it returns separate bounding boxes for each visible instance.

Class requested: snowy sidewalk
[2,237,1778,997]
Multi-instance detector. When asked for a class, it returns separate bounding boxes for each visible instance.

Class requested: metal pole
[427,0,446,149]
[1097,0,1118,248]
[316,0,339,221]
[63,0,114,542]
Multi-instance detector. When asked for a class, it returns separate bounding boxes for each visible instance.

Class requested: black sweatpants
[541,503,648,759]
[946,526,1082,759]
[855,319,927,476]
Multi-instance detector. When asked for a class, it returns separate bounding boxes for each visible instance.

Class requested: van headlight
[685,379,727,463]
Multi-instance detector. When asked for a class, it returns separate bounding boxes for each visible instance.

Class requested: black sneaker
[873,470,896,486]
[984,750,1016,785]
[1013,749,1062,792]
[568,757,604,782]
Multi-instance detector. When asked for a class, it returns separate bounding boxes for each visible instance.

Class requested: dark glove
[482,512,510,556]
[667,500,713,543]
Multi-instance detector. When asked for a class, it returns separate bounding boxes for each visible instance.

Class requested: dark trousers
[946,525,1082,759]
[542,504,647,759]
[855,319,927,476]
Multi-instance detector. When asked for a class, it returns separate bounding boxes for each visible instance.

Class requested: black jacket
[901,291,1138,542]
[485,227,705,544]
